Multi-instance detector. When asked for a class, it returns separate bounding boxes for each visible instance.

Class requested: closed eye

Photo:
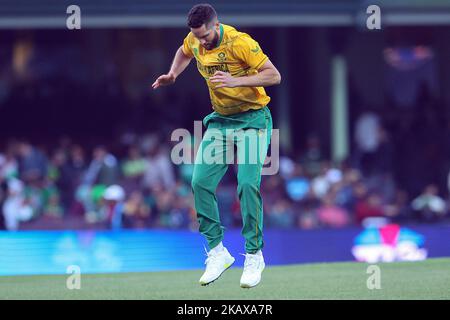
[196,33,209,40]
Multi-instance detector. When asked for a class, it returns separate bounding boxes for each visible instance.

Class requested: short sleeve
[182,33,194,58]
[233,35,268,70]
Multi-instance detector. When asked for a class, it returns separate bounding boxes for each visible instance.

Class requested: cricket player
[152,3,281,288]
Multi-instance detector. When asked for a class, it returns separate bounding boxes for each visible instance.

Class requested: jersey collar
[215,24,224,49]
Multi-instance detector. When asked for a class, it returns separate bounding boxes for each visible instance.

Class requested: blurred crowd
[1,126,449,232]
[1,30,448,231]
[0,134,196,231]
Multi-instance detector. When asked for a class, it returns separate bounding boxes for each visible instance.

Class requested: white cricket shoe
[240,250,265,288]
[199,247,235,286]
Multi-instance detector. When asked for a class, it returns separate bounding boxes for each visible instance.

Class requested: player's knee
[237,180,257,195]
[191,176,200,191]
[191,175,209,192]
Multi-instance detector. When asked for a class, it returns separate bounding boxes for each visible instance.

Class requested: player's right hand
[152,73,176,89]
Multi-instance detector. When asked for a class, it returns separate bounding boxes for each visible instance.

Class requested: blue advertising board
[1,225,449,276]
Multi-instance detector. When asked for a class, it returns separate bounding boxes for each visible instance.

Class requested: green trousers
[191,106,273,254]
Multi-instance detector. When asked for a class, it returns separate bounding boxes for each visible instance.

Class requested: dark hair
[187,3,217,28]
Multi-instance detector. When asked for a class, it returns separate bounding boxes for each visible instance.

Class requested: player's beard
[204,30,220,50]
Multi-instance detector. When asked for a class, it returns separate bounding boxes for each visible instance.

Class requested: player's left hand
[210,71,240,88]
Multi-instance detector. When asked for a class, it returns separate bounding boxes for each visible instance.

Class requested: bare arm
[209,60,281,89]
[152,46,193,89]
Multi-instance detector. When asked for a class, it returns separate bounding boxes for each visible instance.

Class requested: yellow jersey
[182,24,271,116]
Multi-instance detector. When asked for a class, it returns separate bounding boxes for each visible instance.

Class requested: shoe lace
[204,246,222,269]
[241,253,258,272]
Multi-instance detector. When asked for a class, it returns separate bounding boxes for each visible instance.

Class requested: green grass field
[1,258,449,299]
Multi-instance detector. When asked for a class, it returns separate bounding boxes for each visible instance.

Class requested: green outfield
[1,258,449,300]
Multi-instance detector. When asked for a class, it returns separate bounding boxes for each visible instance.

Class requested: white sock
[210,242,224,254]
